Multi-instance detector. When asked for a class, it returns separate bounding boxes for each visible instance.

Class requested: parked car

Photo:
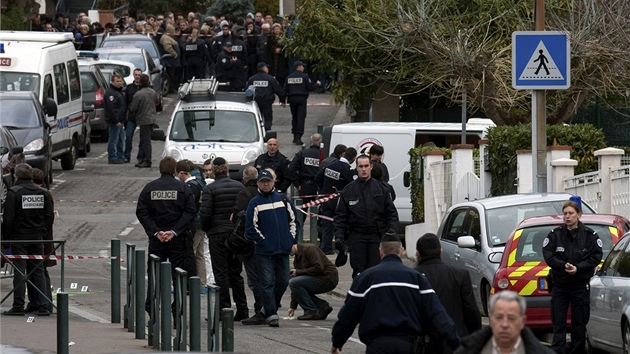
[587,231,630,353]
[77,58,106,146]
[0,92,57,187]
[437,193,595,315]
[95,47,162,106]
[492,214,629,331]
[0,125,25,212]
[77,51,135,85]
[99,33,169,95]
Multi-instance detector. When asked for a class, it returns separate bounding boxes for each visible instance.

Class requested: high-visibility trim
[348,282,434,298]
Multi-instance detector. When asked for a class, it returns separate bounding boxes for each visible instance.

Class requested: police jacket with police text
[254,151,291,192]
[283,70,316,99]
[135,173,197,238]
[331,254,460,351]
[288,145,320,188]
[542,222,602,284]
[247,72,284,104]
[333,177,398,237]
[104,84,126,124]
[199,175,244,236]
[2,179,54,239]
[315,157,355,195]
[180,37,210,65]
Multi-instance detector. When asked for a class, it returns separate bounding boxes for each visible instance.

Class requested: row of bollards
[111,238,234,351]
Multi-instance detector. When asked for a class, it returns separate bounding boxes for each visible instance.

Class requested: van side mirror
[151,128,165,141]
[44,97,58,117]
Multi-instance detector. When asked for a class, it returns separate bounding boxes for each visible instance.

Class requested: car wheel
[623,319,629,354]
[60,137,78,170]
[45,158,53,189]
[481,282,491,316]
[161,75,170,97]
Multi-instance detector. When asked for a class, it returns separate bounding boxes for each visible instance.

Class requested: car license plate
[539,278,547,290]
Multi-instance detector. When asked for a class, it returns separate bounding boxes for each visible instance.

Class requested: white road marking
[119,227,134,236]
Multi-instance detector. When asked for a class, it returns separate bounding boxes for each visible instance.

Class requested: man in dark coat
[247,62,285,130]
[254,138,290,192]
[455,291,555,354]
[415,233,481,354]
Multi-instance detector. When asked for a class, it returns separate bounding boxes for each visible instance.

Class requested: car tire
[60,137,78,170]
[623,319,629,354]
[45,158,53,189]
[481,282,491,316]
[161,75,170,97]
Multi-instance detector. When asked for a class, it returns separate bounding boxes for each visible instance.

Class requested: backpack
[186,176,206,229]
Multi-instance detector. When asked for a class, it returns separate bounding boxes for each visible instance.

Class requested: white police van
[154,78,275,180]
[0,31,89,171]
[322,119,496,232]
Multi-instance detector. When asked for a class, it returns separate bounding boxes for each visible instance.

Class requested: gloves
[334,238,346,252]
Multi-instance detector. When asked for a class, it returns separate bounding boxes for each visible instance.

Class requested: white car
[153,78,275,180]
[437,193,595,315]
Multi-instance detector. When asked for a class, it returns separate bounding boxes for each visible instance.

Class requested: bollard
[189,276,201,351]
[134,249,145,340]
[221,308,235,352]
[56,292,69,354]
[294,198,304,243]
[173,267,188,351]
[148,254,161,348]
[111,238,121,323]
[309,205,319,246]
[160,262,172,351]
[124,243,136,331]
[207,284,221,352]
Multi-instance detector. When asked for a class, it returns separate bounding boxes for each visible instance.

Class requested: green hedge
[487,123,606,196]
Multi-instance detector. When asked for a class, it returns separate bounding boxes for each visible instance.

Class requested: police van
[322,119,496,232]
[0,31,89,172]
[153,78,275,180]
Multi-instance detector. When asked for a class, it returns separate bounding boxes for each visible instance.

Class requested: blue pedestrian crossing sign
[512,31,570,90]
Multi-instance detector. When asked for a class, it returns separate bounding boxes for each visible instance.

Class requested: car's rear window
[515,224,616,262]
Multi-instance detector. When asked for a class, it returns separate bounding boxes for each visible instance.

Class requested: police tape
[288,193,330,199]
[296,208,334,222]
[3,255,123,261]
[299,193,340,209]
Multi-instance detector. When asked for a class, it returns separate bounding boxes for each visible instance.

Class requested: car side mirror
[44,97,58,117]
[457,236,476,249]
[0,147,9,155]
[151,128,165,141]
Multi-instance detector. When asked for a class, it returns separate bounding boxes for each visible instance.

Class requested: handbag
[225,210,254,255]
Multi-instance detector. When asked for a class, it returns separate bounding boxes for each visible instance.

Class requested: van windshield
[0,72,40,94]
[0,98,41,128]
[169,110,259,143]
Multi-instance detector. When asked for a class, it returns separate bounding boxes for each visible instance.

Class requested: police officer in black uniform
[543,200,602,354]
[288,133,322,205]
[216,41,241,91]
[315,147,357,254]
[180,28,210,81]
[136,156,197,314]
[247,62,285,131]
[334,154,399,278]
[254,138,291,192]
[2,163,54,316]
[331,234,460,353]
[283,61,319,145]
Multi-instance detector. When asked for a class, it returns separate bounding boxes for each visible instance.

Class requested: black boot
[292,134,298,144]
[295,134,303,145]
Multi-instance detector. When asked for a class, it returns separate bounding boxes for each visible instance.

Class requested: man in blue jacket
[245,169,298,327]
[331,233,460,353]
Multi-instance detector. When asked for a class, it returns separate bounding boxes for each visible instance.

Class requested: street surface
[1,92,368,353]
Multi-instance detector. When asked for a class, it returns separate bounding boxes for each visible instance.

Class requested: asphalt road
[1,92,363,353]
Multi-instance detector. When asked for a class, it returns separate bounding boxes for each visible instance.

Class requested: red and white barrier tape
[296,208,334,221]
[3,255,122,261]
[299,193,340,209]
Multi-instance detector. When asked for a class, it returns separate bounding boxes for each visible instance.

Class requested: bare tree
[286,0,630,125]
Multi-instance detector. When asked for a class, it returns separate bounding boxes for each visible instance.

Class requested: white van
[0,31,88,170]
[322,118,496,231]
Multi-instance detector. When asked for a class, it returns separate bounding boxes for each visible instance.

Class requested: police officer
[247,62,285,130]
[288,133,322,205]
[315,147,357,254]
[229,29,248,91]
[254,138,291,192]
[283,61,320,145]
[542,200,602,354]
[334,154,398,278]
[136,156,197,315]
[2,163,54,316]
[180,28,210,81]
[331,234,460,353]
[216,41,241,91]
